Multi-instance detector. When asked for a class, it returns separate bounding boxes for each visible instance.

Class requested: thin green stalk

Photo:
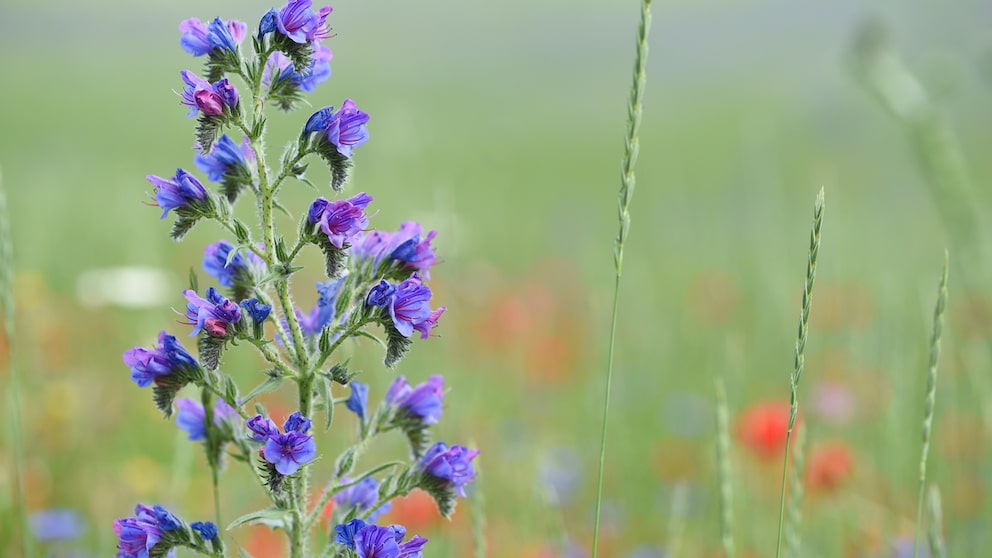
[785,423,806,558]
[0,174,30,558]
[304,461,403,530]
[774,188,824,558]
[926,484,946,558]
[715,376,735,558]
[470,442,487,558]
[914,252,949,557]
[592,0,651,555]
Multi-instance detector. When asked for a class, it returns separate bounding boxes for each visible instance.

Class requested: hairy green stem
[914,252,949,557]
[715,376,735,558]
[305,461,404,530]
[592,1,651,556]
[775,188,824,558]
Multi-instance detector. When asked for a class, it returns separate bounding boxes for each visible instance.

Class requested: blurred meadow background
[3,0,992,556]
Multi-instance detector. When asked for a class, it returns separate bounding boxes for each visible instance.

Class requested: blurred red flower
[383,489,442,533]
[736,402,793,461]
[806,441,853,493]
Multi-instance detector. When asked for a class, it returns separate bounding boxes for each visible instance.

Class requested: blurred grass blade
[849,20,984,274]
[715,376,735,558]
[592,0,651,556]
[470,440,487,558]
[785,423,806,558]
[775,188,824,558]
[927,484,947,558]
[914,252,949,557]
[0,171,30,557]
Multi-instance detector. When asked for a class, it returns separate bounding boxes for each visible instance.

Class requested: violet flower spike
[146,168,207,219]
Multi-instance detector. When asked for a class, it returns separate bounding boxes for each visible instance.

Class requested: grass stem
[913,252,949,557]
[591,1,651,555]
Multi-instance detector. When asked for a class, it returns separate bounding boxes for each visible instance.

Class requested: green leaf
[353,330,387,350]
[316,373,334,431]
[241,375,285,404]
[226,508,289,531]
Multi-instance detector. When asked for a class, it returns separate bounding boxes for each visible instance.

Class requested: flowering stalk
[774,188,824,558]
[592,0,651,556]
[118,3,476,557]
[914,252,949,558]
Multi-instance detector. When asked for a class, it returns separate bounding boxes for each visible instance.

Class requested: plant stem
[592,1,651,556]
[914,252,949,557]
[774,188,824,558]
[715,376,735,558]
[305,461,404,530]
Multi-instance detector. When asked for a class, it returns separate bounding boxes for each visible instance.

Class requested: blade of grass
[913,252,949,557]
[785,423,806,558]
[470,439,487,558]
[715,376,735,558]
[0,171,30,557]
[774,188,824,558]
[926,484,947,558]
[591,0,651,556]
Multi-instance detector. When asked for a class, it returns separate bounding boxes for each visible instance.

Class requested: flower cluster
[248,412,317,476]
[334,519,427,558]
[118,1,472,555]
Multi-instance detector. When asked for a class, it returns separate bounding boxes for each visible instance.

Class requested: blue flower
[295,279,343,337]
[113,504,183,558]
[365,276,444,339]
[386,376,444,426]
[179,17,247,56]
[180,71,239,118]
[304,99,370,158]
[334,476,390,523]
[175,398,238,441]
[122,331,199,388]
[191,521,218,541]
[146,168,207,219]
[203,240,263,288]
[194,135,254,183]
[249,412,317,475]
[241,298,272,324]
[309,192,373,249]
[418,442,479,498]
[29,509,83,542]
[346,381,369,421]
[183,287,242,337]
[333,519,428,558]
[271,0,333,44]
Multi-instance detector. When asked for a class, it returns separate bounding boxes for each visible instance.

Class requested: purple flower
[194,135,254,182]
[241,298,272,324]
[250,412,317,475]
[113,504,182,558]
[183,287,242,337]
[418,442,479,498]
[386,375,444,425]
[334,476,391,523]
[294,279,342,337]
[180,70,239,118]
[247,415,279,442]
[304,99,369,158]
[179,17,247,56]
[389,276,436,339]
[175,398,238,441]
[334,519,428,558]
[202,240,263,287]
[365,280,396,308]
[263,432,316,476]
[147,168,208,219]
[308,192,373,249]
[345,381,369,421]
[29,509,83,542]
[350,222,438,280]
[123,331,199,388]
[190,521,218,541]
[273,0,333,44]
[264,45,333,93]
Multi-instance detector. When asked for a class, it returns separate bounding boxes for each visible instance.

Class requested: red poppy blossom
[806,442,853,493]
[736,402,794,461]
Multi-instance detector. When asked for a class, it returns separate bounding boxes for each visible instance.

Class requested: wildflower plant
[117,2,477,556]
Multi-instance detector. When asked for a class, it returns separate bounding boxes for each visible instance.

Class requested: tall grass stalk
[591,0,651,556]
[913,252,949,558]
[0,173,30,557]
[927,484,947,558]
[714,376,735,558]
[774,188,824,558]
[785,423,806,558]
[470,440,487,558]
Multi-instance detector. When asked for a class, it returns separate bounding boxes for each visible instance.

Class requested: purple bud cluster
[333,519,428,558]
